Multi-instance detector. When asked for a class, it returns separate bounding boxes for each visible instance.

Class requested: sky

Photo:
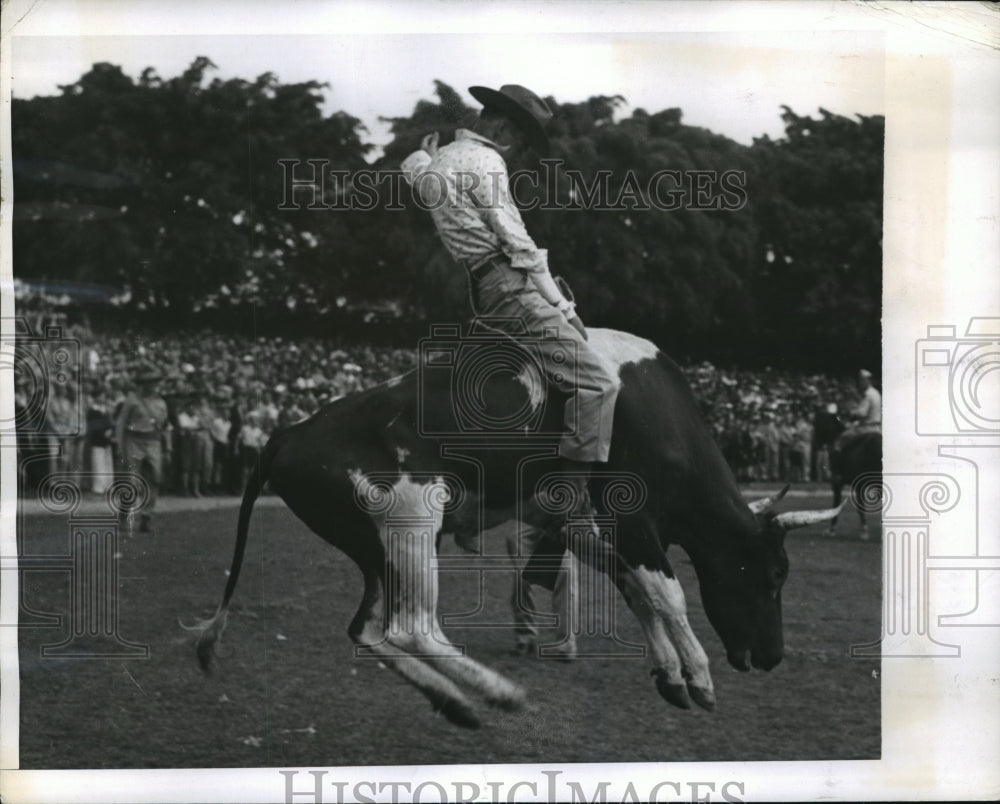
[11,29,885,154]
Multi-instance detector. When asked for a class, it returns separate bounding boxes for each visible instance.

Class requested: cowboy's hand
[567,314,588,341]
[421,132,439,157]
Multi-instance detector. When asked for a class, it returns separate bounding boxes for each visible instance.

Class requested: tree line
[12,59,883,370]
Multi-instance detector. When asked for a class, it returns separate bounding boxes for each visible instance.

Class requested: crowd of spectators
[14,304,864,494]
[15,317,416,494]
[684,361,858,483]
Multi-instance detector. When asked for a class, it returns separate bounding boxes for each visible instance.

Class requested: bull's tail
[183,444,273,672]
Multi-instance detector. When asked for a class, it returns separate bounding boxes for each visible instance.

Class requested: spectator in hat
[114,365,171,532]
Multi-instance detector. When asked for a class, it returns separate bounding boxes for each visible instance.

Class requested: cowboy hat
[468,84,552,154]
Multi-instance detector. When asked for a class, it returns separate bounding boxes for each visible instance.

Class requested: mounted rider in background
[833,368,881,453]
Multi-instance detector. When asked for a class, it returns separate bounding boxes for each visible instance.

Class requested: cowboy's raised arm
[399,132,439,186]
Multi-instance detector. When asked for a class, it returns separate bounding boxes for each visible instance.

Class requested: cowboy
[833,369,881,453]
[115,365,171,532]
[402,84,621,498]
[852,369,882,432]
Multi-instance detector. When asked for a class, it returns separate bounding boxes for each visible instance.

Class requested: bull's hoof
[651,668,691,710]
[437,698,481,729]
[687,684,716,712]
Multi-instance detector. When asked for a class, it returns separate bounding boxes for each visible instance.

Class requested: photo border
[2,1,998,801]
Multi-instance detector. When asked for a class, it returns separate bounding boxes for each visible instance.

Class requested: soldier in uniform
[115,366,172,532]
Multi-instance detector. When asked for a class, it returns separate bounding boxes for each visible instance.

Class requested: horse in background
[814,405,882,538]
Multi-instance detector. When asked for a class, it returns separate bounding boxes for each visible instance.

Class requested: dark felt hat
[468,84,552,154]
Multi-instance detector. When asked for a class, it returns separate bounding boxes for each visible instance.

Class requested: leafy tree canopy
[13,62,882,369]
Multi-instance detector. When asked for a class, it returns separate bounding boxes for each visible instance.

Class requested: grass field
[15,489,880,768]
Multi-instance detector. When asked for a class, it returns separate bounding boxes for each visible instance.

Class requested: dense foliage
[13,60,883,369]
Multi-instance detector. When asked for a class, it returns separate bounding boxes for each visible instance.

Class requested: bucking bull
[189,328,842,728]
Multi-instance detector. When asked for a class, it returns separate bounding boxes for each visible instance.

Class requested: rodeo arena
[8,69,884,777]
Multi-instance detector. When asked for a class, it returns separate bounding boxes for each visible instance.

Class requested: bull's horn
[748,484,790,515]
[774,502,847,531]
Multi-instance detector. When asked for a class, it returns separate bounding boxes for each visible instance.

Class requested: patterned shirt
[403,129,548,273]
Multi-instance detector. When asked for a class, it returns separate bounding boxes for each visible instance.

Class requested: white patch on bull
[395,446,410,466]
[348,472,527,710]
[618,569,684,683]
[633,566,687,618]
[514,363,545,413]
[632,566,713,694]
[348,470,447,522]
[349,472,445,616]
[589,328,660,375]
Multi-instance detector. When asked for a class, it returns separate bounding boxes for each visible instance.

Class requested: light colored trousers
[120,437,162,513]
[473,262,621,464]
[90,447,113,492]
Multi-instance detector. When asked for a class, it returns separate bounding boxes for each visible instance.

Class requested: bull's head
[697,486,844,673]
